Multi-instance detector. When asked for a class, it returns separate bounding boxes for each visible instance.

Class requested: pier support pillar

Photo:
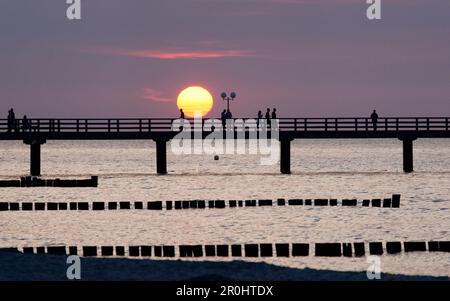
[400,138,416,173]
[154,139,168,175]
[24,139,46,176]
[280,138,293,174]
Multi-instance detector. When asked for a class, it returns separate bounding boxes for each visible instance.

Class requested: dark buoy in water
[214,155,219,160]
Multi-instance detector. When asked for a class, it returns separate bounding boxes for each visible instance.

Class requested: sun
[177,86,213,118]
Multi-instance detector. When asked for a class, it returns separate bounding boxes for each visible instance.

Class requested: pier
[1,117,449,175]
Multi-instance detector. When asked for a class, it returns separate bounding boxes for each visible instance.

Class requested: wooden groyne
[15,240,450,258]
[0,176,98,188]
[0,194,400,211]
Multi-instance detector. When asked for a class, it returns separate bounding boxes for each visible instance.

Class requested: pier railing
[0,117,449,133]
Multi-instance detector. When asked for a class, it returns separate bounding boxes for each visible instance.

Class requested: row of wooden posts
[0,195,400,211]
[0,176,98,187]
[17,241,450,258]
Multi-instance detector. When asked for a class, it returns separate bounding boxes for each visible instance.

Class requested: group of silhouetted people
[177,107,380,131]
[257,108,277,120]
[220,109,233,127]
[6,108,31,133]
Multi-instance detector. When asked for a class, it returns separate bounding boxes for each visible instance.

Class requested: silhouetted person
[226,109,232,119]
[221,110,227,128]
[7,108,16,132]
[22,115,30,132]
[265,108,270,120]
[257,110,263,128]
[371,110,379,131]
[6,110,10,132]
[257,110,263,119]
[179,108,185,119]
[7,109,12,132]
[271,108,277,119]
[265,108,271,128]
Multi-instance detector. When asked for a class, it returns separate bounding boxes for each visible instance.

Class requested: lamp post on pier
[220,91,237,112]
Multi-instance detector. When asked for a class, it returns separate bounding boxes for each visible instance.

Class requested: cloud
[141,88,173,103]
[85,47,254,60]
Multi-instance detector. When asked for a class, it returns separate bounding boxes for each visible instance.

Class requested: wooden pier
[1,117,449,175]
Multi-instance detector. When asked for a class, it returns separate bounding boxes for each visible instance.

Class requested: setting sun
[177,86,213,118]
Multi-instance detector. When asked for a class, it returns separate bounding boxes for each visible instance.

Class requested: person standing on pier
[265,108,271,120]
[7,109,12,132]
[257,110,263,128]
[226,109,232,119]
[271,108,277,119]
[22,115,30,132]
[265,108,271,128]
[371,110,379,131]
[221,109,227,128]
[179,108,185,119]
[7,108,16,132]
[257,110,263,120]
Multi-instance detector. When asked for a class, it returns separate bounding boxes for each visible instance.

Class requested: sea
[0,139,449,277]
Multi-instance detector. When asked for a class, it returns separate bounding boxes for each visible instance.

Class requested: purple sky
[1,0,449,118]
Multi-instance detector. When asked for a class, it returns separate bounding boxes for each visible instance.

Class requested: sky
[0,0,449,118]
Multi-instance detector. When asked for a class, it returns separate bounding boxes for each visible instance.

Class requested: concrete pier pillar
[155,139,167,175]
[280,138,292,174]
[24,139,46,176]
[400,138,415,173]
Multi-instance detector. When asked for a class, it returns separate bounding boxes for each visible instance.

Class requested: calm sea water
[0,139,449,277]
